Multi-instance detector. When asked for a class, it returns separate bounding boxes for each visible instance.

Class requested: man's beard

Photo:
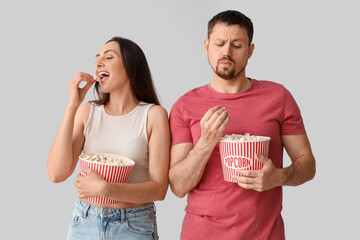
[210,56,245,80]
[215,65,237,80]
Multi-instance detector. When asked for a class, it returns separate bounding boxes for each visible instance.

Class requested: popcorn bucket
[219,135,270,182]
[79,153,135,204]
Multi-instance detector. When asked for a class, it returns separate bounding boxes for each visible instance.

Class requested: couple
[47,10,316,240]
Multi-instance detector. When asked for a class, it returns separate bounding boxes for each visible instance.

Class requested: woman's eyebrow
[95,49,118,58]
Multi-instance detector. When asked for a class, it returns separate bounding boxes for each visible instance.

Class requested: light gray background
[1,0,359,239]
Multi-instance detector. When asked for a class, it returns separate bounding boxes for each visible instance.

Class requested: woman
[47,37,170,240]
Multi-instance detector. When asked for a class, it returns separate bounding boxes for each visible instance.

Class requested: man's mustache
[218,56,234,63]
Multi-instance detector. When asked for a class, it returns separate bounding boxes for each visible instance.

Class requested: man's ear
[248,43,255,59]
[204,39,210,56]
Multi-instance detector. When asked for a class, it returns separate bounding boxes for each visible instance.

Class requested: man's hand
[197,105,230,148]
[169,105,230,197]
[232,134,316,191]
[232,154,284,192]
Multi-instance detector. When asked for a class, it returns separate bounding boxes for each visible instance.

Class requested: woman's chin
[100,86,110,94]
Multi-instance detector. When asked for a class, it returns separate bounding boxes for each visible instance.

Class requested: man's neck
[210,75,251,94]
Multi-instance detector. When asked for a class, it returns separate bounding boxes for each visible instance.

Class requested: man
[169,10,316,240]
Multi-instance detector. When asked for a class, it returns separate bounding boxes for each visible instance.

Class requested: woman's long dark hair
[91,37,160,105]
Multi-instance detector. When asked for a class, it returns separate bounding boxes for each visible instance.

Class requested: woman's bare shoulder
[75,102,93,125]
[148,105,168,121]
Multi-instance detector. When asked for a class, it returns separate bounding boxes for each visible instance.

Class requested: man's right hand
[197,105,231,148]
[169,105,230,197]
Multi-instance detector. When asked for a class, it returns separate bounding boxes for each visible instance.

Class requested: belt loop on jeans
[120,209,126,223]
[152,202,156,213]
[83,203,91,218]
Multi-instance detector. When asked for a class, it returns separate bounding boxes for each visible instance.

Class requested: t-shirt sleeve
[281,87,306,135]
[169,98,193,146]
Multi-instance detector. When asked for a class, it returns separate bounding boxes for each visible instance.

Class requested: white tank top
[83,102,153,183]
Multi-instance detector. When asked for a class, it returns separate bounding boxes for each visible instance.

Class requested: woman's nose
[96,60,104,67]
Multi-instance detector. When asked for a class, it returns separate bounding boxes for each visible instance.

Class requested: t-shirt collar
[207,78,256,99]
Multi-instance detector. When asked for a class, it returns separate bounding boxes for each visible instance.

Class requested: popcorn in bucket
[219,134,270,182]
[79,153,135,204]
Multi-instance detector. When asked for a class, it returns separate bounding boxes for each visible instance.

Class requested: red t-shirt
[170,79,306,240]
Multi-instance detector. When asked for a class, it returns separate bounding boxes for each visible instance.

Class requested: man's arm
[234,134,316,191]
[280,134,316,186]
[169,106,230,198]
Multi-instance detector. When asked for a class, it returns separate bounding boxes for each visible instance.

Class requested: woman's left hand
[75,168,107,199]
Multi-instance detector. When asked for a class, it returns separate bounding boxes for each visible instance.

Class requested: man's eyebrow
[95,49,118,58]
[214,38,244,42]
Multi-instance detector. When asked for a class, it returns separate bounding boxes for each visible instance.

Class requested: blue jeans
[67,199,159,240]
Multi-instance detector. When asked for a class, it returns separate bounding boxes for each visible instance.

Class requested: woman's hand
[75,168,107,199]
[68,72,95,107]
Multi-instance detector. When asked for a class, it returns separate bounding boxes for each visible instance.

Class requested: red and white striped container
[79,153,135,204]
[219,136,270,182]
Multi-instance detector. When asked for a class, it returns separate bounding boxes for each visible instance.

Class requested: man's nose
[222,43,232,57]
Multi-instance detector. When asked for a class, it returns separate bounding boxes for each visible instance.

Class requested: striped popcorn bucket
[79,153,134,204]
[219,137,270,182]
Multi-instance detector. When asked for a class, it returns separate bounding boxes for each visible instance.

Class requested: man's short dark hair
[208,10,254,44]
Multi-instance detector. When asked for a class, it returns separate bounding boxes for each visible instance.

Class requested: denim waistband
[75,199,155,221]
